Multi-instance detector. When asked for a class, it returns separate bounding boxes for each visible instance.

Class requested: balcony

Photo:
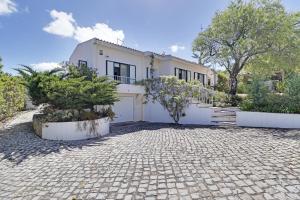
[106,75,136,84]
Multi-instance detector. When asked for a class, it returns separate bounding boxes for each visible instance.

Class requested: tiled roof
[93,38,210,69]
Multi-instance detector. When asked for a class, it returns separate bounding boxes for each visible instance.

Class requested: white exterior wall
[42,118,110,140]
[236,111,300,129]
[69,39,216,84]
[70,39,150,80]
[94,45,149,81]
[144,102,212,125]
[69,40,95,68]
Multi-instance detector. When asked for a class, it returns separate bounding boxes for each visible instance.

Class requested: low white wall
[42,117,110,140]
[236,111,300,129]
[144,102,212,125]
[117,84,145,94]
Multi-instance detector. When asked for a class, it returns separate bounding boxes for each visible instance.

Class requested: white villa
[69,38,217,123]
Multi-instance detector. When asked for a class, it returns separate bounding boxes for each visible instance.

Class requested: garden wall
[236,111,300,129]
[144,102,212,125]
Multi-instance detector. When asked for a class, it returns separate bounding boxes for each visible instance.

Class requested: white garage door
[112,96,134,123]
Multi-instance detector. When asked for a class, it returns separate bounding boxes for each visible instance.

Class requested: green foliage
[193,0,300,98]
[240,75,300,113]
[284,74,300,113]
[0,74,25,120]
[247,77,269,108]
[215,71,229,93]
[16,65,118,122]
[275,81,285,93]
[237,82,248,94]
[40,107,115,123]
[213,91,229,107]
[46,76,118,110]
[14,66,64,106]
[66,64,97,80]
[144,76,212,123]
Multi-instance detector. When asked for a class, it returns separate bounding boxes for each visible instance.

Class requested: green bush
[46,76,118,111]
[0,74,25,120]
[284,74,300,113]
[240,75,300,114]
[17,65,118,122]
[237,82,248,94]
[215,71,229,93]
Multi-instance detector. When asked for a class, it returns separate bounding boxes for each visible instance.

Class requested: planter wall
[33,116,110,140]
[236,111,300,129]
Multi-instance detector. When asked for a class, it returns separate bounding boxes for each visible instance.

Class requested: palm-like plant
[14,65,64,106]
[15,65,63,78]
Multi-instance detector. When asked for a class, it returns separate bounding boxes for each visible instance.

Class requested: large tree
[193,0,300,103]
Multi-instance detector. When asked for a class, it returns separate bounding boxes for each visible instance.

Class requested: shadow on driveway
[0,121,112,166]
[1,120,299,166]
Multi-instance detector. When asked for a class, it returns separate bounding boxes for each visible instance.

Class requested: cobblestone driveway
[0,111,300,200]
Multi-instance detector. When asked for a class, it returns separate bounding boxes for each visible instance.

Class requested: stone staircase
[211,107,239,126]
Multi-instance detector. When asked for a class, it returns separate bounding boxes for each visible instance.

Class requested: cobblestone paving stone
[0,111,300,200]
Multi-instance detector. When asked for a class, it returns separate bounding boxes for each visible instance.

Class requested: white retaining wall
[236,111,300,129]
[144,102,212,125]
[42,117,110,140]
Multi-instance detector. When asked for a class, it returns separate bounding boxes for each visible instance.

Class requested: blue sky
[0,0,300,74]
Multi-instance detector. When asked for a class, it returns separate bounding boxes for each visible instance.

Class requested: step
[211,121,236,126]
[212,111,236,117]
[212,107,240,112]
[211,116,236,122]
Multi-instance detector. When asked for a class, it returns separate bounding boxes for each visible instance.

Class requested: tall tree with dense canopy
[192,0,300,104]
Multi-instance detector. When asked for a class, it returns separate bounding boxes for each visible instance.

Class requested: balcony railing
[106,75,136,84]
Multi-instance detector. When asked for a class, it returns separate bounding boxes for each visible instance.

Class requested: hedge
[0,74,25,121]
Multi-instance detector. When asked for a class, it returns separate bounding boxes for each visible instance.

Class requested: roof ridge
[93,38,210,69]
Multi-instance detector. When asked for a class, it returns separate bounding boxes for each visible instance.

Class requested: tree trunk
[229,74,238,96]
[229,74,239,106]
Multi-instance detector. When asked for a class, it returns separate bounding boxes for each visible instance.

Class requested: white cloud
[0,0,17,15]
[43,10,125,44]
[74,23,124,43]
[43,10,75,37]
[31,62,61,71]
[169,44,185,53]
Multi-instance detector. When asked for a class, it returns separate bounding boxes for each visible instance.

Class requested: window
[194,72,205,85]
[99,50,103,55]
[78,60,87,68]
[106,61,136,84]
[174,67,191,82]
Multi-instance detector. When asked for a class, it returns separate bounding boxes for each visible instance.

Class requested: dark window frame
[194,72,205,85]
[174,67,191,82]
[106,60,136,83]
[78,60,87,67]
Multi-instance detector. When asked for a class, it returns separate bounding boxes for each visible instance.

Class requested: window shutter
[175,68,179,78]
[106,61,114,76]
[187,71,191,81]
[130,65,136,83]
